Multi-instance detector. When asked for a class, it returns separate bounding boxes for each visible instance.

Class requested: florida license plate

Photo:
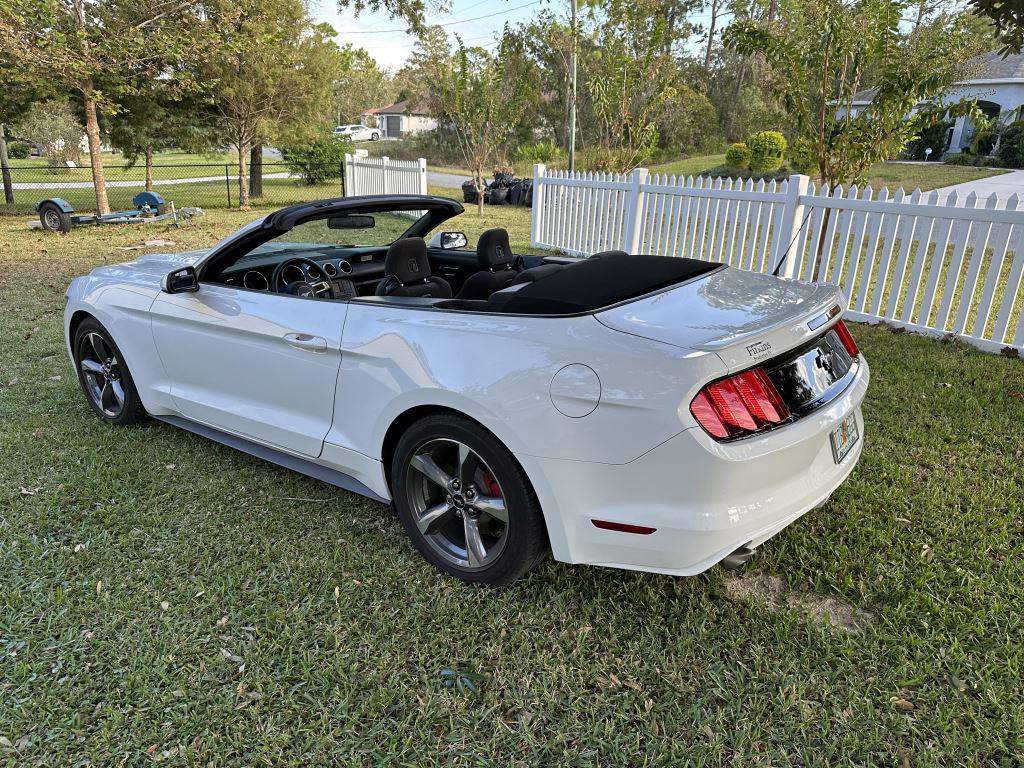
[830,412,859,464]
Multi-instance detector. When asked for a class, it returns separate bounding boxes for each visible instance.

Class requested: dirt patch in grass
[724,571,874,633]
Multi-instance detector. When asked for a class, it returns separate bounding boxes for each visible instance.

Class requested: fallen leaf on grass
[18,487,41,496]
[160,601,170,611]
[921,543,934,563]
[32,427,45,439]
[890,696,915,711]
[216,616,228,627]
[220,648,243,663]
[47,375,61,381]
[700,725,715,741]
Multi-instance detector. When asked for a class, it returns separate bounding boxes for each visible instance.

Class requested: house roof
[364,99,430,116]
[849,50,1024,104]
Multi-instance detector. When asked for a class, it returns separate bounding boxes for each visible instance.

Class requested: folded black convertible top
[487,254,721,316]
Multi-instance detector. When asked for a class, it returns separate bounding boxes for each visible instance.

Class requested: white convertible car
[64,195,869,585]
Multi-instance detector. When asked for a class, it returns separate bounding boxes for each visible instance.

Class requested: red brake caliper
[481,472,502,497]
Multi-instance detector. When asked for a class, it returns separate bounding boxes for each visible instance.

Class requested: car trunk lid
[595,266,844,373]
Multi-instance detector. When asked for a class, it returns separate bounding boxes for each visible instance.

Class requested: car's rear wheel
[391,414,547,586]
[73,318,147,425]
[370,132,380,141]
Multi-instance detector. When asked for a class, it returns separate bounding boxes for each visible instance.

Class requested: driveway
[934,169,1024,199]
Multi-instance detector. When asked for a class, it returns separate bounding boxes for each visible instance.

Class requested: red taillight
[833,320,859,358]
[690,366,791,440]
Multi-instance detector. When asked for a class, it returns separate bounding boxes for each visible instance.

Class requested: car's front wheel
[73,318,147,425]
[391,414,548,586]
[370,132,379,141]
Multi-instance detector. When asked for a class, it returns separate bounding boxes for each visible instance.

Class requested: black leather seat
[375,238,452,299]
[456,228,523,299]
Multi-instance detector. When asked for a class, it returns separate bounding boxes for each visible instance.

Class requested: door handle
[283,332,328,353]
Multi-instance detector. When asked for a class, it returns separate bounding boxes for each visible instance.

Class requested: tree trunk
[145,147,154,191]
[704,0,720,70]
[475,166,485,216]
[0,123,13,206]
[237,138,250,209]
[82,85,110,215]
[250,144,263,198]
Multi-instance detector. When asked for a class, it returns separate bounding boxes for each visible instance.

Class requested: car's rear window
[442,255,721,316]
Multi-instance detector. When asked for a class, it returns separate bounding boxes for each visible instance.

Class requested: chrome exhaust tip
[720,546,755,571]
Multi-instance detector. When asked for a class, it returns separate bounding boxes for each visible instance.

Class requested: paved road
[427,170,468,190]
[11,172,291,191]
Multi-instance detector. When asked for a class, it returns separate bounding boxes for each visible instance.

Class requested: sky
[313,0,720,73]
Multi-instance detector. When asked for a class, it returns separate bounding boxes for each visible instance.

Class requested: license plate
[830,412,859,464]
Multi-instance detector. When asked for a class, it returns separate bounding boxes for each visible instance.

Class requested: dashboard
[218,246,390,298]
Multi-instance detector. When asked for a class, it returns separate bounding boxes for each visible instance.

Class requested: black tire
[371,132,380,141]
[39,202,72,233]
[391,413,548,586]
[73,318,147,425]
[156,203,167,216]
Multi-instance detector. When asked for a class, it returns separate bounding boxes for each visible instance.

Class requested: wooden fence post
[531,163,546,248]
[623,167,650,255]
[772,174,810,278]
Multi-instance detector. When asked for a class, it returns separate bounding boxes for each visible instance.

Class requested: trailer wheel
[39,202,72,233]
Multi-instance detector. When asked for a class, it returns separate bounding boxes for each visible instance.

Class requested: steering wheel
[270,257,336,299]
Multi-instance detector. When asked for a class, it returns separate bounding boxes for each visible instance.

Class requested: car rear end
[556,267,869,576]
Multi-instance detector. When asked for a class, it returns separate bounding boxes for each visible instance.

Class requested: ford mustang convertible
[64,194,869,585]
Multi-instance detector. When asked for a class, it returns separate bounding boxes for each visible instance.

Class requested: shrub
[725,142,751,168]
[281,134,353,185]
[997,121,1024,168]
[701,164,790,182]
[748,131,787,172]
[906,119,953,160]
[970,130,998,157]
[514,140,563,166]
[944,152,982,167]
[6,141,31,159]
[788,138,816,175]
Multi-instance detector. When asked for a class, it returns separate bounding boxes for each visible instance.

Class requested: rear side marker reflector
[691,366,791,440]
[833,319,860,358]
[592,519,657,535]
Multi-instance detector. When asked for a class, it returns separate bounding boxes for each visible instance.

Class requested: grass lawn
[2,213,1023,765]
[427,154,1008,195]
[7,150,236,169]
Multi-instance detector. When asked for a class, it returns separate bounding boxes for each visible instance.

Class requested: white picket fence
[530,164,1024,356]
[344,154,427,197]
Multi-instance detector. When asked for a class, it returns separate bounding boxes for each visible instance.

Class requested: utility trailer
[36,192,201,233]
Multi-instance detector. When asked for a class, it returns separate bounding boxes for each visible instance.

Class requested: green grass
[7,149,236,169]
[1,213,1023,765]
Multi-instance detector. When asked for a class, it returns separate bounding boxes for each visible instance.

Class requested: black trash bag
[489,186,510,205]
[493,171,514,188]
[508,180,524,206]
[461,179,478,203]
[520,179,534,207]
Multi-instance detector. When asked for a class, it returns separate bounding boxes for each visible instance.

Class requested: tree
[724,0,986,277]
[15,100,86,168]
[105,88,187,190]
[190,0,344,208]
[0,57,46,204]
[0,0,212,214]
[425,35,527,214]
[332,45,394,125]
[724,0,985,189]
[970,0,1024,53]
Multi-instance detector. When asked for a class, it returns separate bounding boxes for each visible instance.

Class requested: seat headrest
[385,238,430,284]
[477,228,514,269]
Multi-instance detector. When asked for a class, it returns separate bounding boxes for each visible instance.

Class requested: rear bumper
[523,358,870,576]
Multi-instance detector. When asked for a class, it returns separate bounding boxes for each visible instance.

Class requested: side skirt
[157,415,389,504]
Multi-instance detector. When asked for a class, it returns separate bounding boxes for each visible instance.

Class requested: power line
[338,0,540,34]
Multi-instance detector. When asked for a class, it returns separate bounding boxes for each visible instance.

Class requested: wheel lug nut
[446,494,453,504]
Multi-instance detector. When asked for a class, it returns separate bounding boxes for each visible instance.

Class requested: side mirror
[162,266,199,294]
[434,231,468,250]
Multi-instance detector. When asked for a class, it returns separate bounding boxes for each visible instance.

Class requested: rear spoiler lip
[688,289,843,352]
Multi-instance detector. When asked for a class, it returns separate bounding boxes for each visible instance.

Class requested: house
[362,101,437,139]
[837,50,1024,155]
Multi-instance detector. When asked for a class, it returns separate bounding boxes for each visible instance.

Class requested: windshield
[240,209,428,263]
